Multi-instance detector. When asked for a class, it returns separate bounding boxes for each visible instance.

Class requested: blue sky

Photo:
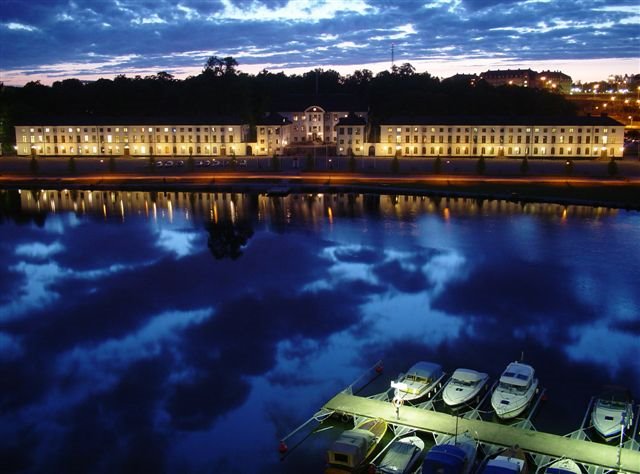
[0,1,638,86]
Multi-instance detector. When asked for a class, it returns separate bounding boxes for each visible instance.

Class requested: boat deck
[323,392,640,472]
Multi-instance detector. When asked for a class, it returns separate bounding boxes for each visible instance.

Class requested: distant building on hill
[474,68,573,94]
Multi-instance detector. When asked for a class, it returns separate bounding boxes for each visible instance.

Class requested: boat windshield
[598,399,627,409]
[452,377,478,387]
[406,374,428,383]
[498,382,525,393]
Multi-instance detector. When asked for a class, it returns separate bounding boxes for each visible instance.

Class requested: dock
[323,391,640,472]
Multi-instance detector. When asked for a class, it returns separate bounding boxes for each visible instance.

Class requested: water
[1,189,639,473]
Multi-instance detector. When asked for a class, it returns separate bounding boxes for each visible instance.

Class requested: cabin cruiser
[590,385,634,442]
[422,431,478,474]
[491,361,538,419]
[375,435,424,474]
[326,418,388,473]
[478,446,529,474]
[391,362,445,402]
[545,458,582,474]
[442,368,489,407]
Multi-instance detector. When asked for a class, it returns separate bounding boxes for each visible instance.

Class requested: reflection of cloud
[0,332,23,360]
[566,323,640,377]
[156,229,198,258]
[15,241,64,259]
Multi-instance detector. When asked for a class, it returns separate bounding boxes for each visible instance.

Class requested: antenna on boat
[520,351,524,362]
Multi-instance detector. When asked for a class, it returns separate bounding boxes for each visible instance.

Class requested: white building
[15,117,249,157]
[375,115,625,159]
[254,113,292,156]
[336,113,367,156]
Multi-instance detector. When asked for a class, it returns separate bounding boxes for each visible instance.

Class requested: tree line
[0,56,577,153]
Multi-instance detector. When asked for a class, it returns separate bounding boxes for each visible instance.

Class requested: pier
[280,362,640,473]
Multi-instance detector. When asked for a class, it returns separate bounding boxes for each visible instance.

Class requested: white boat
[326,418,388,473]
[590,385,634,442]
[491,361,538,419]
[375,435,424,474]
[545,458,582,474]
[422,431,478,474]
[478,446,529,474]
[442,368,489,407]
[391,361,445,402]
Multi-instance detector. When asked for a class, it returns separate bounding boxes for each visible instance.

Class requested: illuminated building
[376,115,624,159]
[255,113,292,156]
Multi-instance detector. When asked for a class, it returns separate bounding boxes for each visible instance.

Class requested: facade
[255,113,292,156]
[15,117,250,157]
[376,116,625,159]
[273,94,368,144]
[336,114,367,156]
[480,69,537,88]
[536,71,572,94]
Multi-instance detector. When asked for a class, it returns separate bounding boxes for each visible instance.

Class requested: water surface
[1,189,639,473]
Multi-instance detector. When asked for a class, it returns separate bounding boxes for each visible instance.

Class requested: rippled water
[1,189,639,473]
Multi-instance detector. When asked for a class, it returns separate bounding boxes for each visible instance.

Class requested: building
[336,113,367,156]
[537,71,572,94]
[376,115,624,159]
[480,69,537,88]
[255,113,292,156]
[272,94,368,144]
[14,117,250,157]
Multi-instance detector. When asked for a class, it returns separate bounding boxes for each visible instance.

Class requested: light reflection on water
[0,188,639,473]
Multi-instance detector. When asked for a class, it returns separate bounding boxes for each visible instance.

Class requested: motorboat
[442,368,489,407]
[590,385,634,442]
[491,361,538,419]
[391,361,445,402]
[545,458,582,474]
[326,418,388,473]
[375,435,424,474]
[422,431,478,474]
[478,446,529,474]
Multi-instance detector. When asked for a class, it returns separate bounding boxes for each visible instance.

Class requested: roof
[336,113,366,126]
[407,362,443,379]
[423,445,467,473]
[451,368,486,383]
[15,115,247,126]
[256,112,292,126]
[379,115,624,127]
[271,93,367,112]
[500,362,534,387]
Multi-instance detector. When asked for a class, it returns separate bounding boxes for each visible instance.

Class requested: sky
[0,0,638,86]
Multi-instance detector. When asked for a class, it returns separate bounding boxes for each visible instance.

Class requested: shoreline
[2,172,639,210]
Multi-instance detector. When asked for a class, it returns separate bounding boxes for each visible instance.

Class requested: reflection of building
[374,115,625,159]
[15,117,250,157]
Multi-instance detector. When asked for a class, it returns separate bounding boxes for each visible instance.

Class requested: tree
[520,157,529,175]
[305,152,314,171]
[433,156,442,174]
[391,155,400,174]
[109,156,116,173]
[271,153,279,171]
[348,150,357,172]
[204,56,238,76]
[476,156,486,175]
[68,156,76,174]
[29,157,39,175]
[564,159,574,176]
[607,158,618,176]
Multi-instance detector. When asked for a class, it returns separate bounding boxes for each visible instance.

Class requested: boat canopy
[378,441,420,472]
[482,456,525,474]
[328,429,374,465]
[407,362,443,380]
[500,362,534,387]
[451,368,486,383]
[422,444,466,474]
[598,385,632,403]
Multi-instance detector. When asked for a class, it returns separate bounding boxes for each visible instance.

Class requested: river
[0,188,638,473]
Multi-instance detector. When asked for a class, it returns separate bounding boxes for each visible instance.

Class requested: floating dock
[322,392,640,472]
[279,361,640,473]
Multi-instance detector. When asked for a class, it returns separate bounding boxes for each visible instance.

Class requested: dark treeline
[0,58,576,153]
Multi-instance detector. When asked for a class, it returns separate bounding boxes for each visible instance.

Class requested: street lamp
[629,116,634,126]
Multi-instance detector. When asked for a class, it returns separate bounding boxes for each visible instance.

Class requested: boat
[478,446,529,474]
[391,361,445,402]
[422,431,478,474]
[491,361,538,419]
[442,368,490,407]
[590,385,634,442]
[545,458,582,474]
[374,435,425,474]
[326,418,388,473]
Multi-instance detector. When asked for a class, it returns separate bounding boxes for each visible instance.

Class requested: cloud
[211,0,378,22]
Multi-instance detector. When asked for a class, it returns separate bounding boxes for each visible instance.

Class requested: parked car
[177,160,184,167]
[164,160,174,167]
[155,161,163,167]
[238,159,247,168]
[211,159,221,167]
